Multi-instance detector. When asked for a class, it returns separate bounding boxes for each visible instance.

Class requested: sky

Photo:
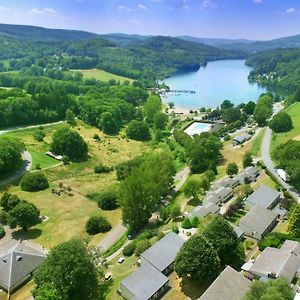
[0,0,300,40]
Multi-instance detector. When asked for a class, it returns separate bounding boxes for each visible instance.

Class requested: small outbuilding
[199,266,251,300]
[233,133,252,145]
[238,205,278,240]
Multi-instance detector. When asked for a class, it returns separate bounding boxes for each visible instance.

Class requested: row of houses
[187,166,260,221]
[199,240,300,300]
[120,232,184,300]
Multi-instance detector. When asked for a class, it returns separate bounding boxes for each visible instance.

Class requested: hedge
[0,225,5,239]
[258,232,300,251]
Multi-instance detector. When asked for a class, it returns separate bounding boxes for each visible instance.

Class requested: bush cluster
[85,216,112,235]
[0,225,5,239]
[94,164,112,174]
[20,172,49,192]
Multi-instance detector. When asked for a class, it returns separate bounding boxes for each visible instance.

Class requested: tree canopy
[269,111,293,133]
[126,120,151,141]
[288,205,300,237]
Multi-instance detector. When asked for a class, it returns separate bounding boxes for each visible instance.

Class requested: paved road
[174,166,190,192]
[0,120,65,136]
[0,151,32,187]
[261,107,300,202]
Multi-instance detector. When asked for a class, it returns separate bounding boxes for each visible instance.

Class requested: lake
[163,60,267,109]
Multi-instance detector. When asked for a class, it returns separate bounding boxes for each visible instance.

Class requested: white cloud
[286,7,297,14]
[253,0,263,3]
[137,4,147,10]
[29,7,59,16]
[202,0,218,9]
[118,5,132,13]
[0,6,9,12]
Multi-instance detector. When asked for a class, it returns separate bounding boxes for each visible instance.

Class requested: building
[204,186,233,205]
[199,266,251,300]
[187,202,220,221]
[232,225,244,240]
[244,185,281,210]
[0,241,46,293]
[233,133,252,145]
[120,261,169,300]
[140,232,184,275]
[242,240,300,282]
[237,166,260,184]
[239,205,278,240]
[213,177,240,190]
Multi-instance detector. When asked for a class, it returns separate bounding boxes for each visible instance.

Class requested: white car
[118,257,125,264]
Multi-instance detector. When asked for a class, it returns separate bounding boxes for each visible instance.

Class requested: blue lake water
[163,60,267,109]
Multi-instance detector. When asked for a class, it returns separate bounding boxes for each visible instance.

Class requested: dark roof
[188,202,220,219]
[121,261,168,299]
[141,232,184,272]
[199,266,251,300]
[0,241,46,291]
[239,205,277,235]
[233,133,251,143]
[245,185,280,208]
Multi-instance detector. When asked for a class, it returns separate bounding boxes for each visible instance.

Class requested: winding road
[261,103,300,203]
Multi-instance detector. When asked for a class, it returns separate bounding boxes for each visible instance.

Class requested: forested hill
[246,48,300,93]
[0,23,100,42]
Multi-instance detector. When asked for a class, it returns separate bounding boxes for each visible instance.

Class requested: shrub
[123,242,136,256]
[93,133,101,141]
[137,230,154,241]
[0,225,4,239]
[135,240,151,256]
[244,240,254,250]
[97,191,118,210]
[94,164,112,174]
[191,216,200,228]
[182,217,192,229]
[172,226,179,234]
[0,211,8,225]
[85,216,112,235]
[170,205,181,219]
[224,134,231,141]
[62,155,70,165]
[33,130,46,142]
[20,172,49,192]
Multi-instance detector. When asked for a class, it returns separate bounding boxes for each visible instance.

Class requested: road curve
[0,151,32,187]
[261,127,300,202]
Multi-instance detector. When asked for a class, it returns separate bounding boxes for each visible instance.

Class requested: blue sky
[0,0,300,40]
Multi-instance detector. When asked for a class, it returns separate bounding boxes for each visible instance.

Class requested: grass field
[271,102,300,155]
[70,69,133,83]
[1,120,149,248]
[250,127,265,157]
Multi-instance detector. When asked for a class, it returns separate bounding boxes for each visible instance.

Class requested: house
[213,177,240,190]
[244,185,280,210]
[242,240,300,283]
[187,202,220,221]
[239,205,278,240]
[199,266,251,300]
[205,186,233,205]
[233,133,252,145]
[0,241,46,293]
[120,261,169,300]
[140,232,184,275]
[236,166,259,184]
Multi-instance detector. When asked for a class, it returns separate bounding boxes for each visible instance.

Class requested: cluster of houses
[120,232,184,300]
[0,240,46,296]
[186,166,260,221]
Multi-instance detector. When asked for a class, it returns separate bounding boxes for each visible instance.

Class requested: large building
[242,240,300,282]
[0,241,46,293]
[238,205,278,240]
[237,166,260,184]
[244,185,280,210]
[187,202,220,221]
[199,266,251,300]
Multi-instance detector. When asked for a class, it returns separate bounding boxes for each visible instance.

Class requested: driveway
[174,166,190,192]
[0,151,32,188]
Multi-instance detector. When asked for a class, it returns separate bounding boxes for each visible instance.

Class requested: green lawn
[271,102,300,156]
[251,128,265,157]
[70,69,133,83]
[30,151,59,170]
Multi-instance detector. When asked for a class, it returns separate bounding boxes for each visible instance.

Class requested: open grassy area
[70,69,133,83]
[271,102,300,155]
[1,120,149,248]
[250,127,265,157]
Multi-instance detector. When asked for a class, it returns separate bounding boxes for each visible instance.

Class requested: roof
[245,185,280,209]
[249,240,300,282]
[121,261,168,300]
[199,266,251,300]
[233,226,244,239]
[140,232,184,272]
[203,193,220,205]
[239,205,277,235]
[237,167,259,182]
[0,241,46,291]
[214,177,239,189]
[233,133,251,143]
[188,202,220,219]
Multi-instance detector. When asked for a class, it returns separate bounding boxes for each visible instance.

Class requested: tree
[243,101,256,115]
[135,240,151,256]
[288,205,300,237]
[170,205,181,219]
[226,162,239,176]
[253,95,272,127]
[182,217,192,229]
[99,112,120,134]
[97,191,118,210]
[184,178,201,200]
[8,200,40,231]
[175,235,220,282]
[20,172,49,192]
[51,127,88,160]
[243,278,293,300]
[85,216,112,235]
[243,152,253,168]
[220,100,234,110]
[221,107,242,124]
[34,240,99,300]
[154,112,168,130]
[65,109,76,126]
[144,95,162,123]
[269,112,293,133]
[126,120,151,141]
[34,283,62,300]
[203,216,239,266]
[0,193,21,212]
